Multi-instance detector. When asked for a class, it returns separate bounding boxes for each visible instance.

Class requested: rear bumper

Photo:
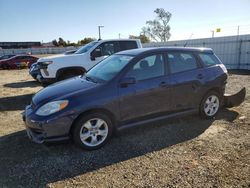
[223,87,246,108]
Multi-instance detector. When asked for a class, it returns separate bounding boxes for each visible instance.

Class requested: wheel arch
[198,86,223,109]
[69,108,118,136]
[56,66,86,80]
[204,87,223,98]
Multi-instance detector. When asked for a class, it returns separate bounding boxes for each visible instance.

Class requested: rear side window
[119,41,137,51]
[198,53,221,66]
[167,52,197,74]
[15,56,25,60]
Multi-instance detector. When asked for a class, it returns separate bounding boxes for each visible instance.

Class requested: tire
[72,113,113,150]
[199,91,221,119]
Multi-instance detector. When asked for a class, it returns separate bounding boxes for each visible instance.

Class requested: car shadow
[0,93,34,111]
[0,109,238,187]
[228,69,250,75]
[4,81,40,88]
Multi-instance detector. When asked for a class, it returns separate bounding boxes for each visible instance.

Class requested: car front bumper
[22,105,72,143]
[29,69,40,80]
[36,71,56,84]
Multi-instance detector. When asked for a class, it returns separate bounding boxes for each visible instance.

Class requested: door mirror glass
[120,77,136,87]
[91,48,102,60]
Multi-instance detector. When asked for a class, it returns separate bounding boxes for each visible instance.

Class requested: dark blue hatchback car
[23,47,232,150]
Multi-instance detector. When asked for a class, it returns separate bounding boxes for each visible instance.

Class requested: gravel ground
[0,69,249,188]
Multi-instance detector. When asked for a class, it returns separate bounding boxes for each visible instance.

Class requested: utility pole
[118,33,121,39]
[237,25,240,36]
[98,26,104,40]
[211,30,214,38]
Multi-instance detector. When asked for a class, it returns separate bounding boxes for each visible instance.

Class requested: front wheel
[72,113,113,150]
[200,91,221,119]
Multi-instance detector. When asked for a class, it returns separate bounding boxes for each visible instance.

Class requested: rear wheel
[72,113,113,150]
[200,91,221,119]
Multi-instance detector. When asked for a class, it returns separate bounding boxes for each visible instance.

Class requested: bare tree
[142,8,172,42]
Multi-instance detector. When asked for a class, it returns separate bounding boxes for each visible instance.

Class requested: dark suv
[23,47,231,150]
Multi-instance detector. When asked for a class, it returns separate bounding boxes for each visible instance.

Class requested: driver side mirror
[120,77,136,88]
[90,48,102,61]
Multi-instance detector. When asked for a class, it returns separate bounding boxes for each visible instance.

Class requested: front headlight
[38,61,53,69]
[36,100,69,116]
[40,61,53,65]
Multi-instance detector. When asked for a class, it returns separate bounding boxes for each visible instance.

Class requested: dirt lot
[0,69,249,187]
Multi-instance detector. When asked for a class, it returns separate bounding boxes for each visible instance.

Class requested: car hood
[32,76,97,107]
[38,53,83,63]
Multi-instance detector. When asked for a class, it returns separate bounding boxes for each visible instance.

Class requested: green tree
[52,39,59,47]
[58,37,67,47]
[129,34,150,43]
[78,37,95,45]
[142,8,172,42]
[66,40,77,46]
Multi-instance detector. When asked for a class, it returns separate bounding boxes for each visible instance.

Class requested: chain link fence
[1,34,249,70]
[143,34,250,70]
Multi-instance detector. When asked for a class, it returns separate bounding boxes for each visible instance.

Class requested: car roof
[116,47,213,56]
[14,54,36,57]
[99,39,140,42]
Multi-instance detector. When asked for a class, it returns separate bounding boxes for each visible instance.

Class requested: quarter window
[167,52,197,73]
[126,54,165,81]
[198,53,220,66]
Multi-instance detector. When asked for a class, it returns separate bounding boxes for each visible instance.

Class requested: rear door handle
[159,81,168,87]
[197,74,203,79]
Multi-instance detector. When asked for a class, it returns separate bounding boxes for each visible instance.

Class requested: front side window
[167,52,197,74]
[95,42,118,56]
[126,54,165,81]
[198,53,221,66]
[86,55,133,82]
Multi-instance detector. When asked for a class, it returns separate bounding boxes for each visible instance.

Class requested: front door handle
[197,74,203,79]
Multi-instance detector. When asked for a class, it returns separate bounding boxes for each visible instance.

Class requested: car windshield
[75,41,99,54]
[85,54,133,83]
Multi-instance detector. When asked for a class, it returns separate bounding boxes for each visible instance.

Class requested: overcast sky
[0,0,250,42]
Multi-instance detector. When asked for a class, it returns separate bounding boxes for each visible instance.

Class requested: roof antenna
[184,33,193,47]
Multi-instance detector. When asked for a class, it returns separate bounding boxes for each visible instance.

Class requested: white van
[36,39,142,84]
